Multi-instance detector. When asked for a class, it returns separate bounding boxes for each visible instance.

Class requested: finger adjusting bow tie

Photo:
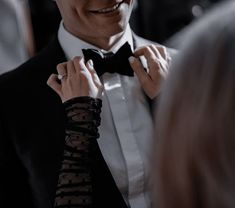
[82,42,134,77]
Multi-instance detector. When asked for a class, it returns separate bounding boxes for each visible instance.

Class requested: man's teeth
[96,3,120,13]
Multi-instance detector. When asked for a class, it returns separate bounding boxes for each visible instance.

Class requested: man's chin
[104,23,127,37]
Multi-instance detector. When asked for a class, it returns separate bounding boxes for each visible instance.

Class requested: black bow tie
[82,42,134,77]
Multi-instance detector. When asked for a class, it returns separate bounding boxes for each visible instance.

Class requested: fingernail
[128,56,135,64]
[88,59,94,68]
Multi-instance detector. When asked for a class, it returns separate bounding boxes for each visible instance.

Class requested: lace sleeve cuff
[63,96,102,148]
[54,96,102,207]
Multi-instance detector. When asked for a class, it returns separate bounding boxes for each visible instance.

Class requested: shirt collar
[58,21,134,60]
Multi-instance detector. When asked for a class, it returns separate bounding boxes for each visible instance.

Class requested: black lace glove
[54,96,102,208]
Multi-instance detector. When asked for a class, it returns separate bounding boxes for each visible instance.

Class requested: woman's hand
[129,45,171,99]
[47,57,103,103]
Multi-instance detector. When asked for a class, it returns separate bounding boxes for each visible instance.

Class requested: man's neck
[84,32,125,51]
[63,26,125,51]
[58,22,134,60]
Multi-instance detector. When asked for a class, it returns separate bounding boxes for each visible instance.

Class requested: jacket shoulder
[0,37,66,91]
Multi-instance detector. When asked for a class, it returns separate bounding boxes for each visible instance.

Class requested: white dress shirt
[58,22,154,208]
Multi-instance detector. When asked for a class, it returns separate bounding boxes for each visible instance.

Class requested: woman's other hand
[129,45,171,99]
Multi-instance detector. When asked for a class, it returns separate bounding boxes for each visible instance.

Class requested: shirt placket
[103,74,146,207]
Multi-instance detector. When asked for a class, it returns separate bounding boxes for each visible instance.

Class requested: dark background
[130,0,225,44]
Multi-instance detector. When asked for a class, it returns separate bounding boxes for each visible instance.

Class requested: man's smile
[89,0,124,14]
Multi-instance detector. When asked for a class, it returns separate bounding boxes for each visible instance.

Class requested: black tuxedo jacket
[0,35,176,208]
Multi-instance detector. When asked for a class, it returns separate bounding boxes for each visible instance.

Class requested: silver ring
[57,73,67,80]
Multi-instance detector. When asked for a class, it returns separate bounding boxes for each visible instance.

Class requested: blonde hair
[153,1,235,208]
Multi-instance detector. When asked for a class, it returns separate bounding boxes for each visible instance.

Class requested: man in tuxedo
[0,1,175,208]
